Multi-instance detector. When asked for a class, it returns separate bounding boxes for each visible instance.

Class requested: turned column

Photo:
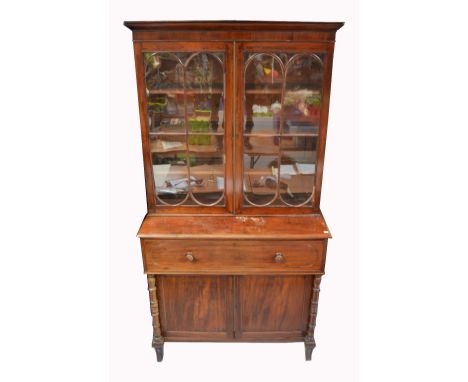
[147,274,164,362]
[304,275,322,361]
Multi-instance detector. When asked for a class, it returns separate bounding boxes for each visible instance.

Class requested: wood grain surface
[138,214,331,239]
[142,239,325,274]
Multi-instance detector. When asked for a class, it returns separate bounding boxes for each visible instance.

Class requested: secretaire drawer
[141,240,326,275]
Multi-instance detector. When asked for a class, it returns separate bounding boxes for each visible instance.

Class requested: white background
[110,1,357,381]
[1,0,467,381]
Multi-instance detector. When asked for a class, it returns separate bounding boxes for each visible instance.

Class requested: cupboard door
[133,42,233,212]
[157,275,234,340]
[236,275,312,340]
[235,42,333,213]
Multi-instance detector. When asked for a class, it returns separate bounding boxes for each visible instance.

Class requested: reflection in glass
[151,135,189,205]
[279,136,317,205]
[243,154,278,206]
[144,51,225,206]
[283,54,323,136]
[243,52,324,207]
[189,137,224,205]
[145,53,185,134]
[244,54,283,140]
[244,135,280,156]
[186,54,225,134]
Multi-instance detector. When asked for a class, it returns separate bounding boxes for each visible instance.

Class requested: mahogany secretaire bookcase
[124,20,343,362]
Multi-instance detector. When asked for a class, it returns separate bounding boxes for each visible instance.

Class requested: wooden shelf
[245,89,282,95]
[151,137,222,154]
[150,126,186,134]
[150,131,314,137]
[245,86,321,94]
[150,127,224,135]
[244,133,318,137]
[148,88,223,95]
[244,136,315,155]
[148,114,186,119]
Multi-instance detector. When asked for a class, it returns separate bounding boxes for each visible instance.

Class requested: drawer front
[141,239,326,274]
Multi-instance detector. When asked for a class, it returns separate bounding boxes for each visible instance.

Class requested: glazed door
[133,42,234,213]
[234,42,334,214]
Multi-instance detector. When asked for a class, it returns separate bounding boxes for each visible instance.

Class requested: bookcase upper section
[126,21,343,214]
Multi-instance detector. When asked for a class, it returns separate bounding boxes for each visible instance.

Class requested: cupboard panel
[236,275,312,339]
[157,275,233,339]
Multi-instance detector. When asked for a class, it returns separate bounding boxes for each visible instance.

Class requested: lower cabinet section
[157,275,313,341]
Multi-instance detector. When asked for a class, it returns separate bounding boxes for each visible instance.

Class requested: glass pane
[284,54,323,136]
[244,135,280,156]
[244,54,284,136]
[243,52,324,207]
[145,53,186,134]
[243,154,278,206]
[151,135,189,205]
[150,134,186,154]
[186,53,225,134]
[189,136,224,205]
[279,136,317,206]
[144,51,225,207]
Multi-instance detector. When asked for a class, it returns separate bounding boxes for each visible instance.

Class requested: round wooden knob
[185,252,195,262]
[274,252,285,263]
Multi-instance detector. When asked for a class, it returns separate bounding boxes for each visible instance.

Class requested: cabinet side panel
[312,43,336,208]
[132,42,156,210]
